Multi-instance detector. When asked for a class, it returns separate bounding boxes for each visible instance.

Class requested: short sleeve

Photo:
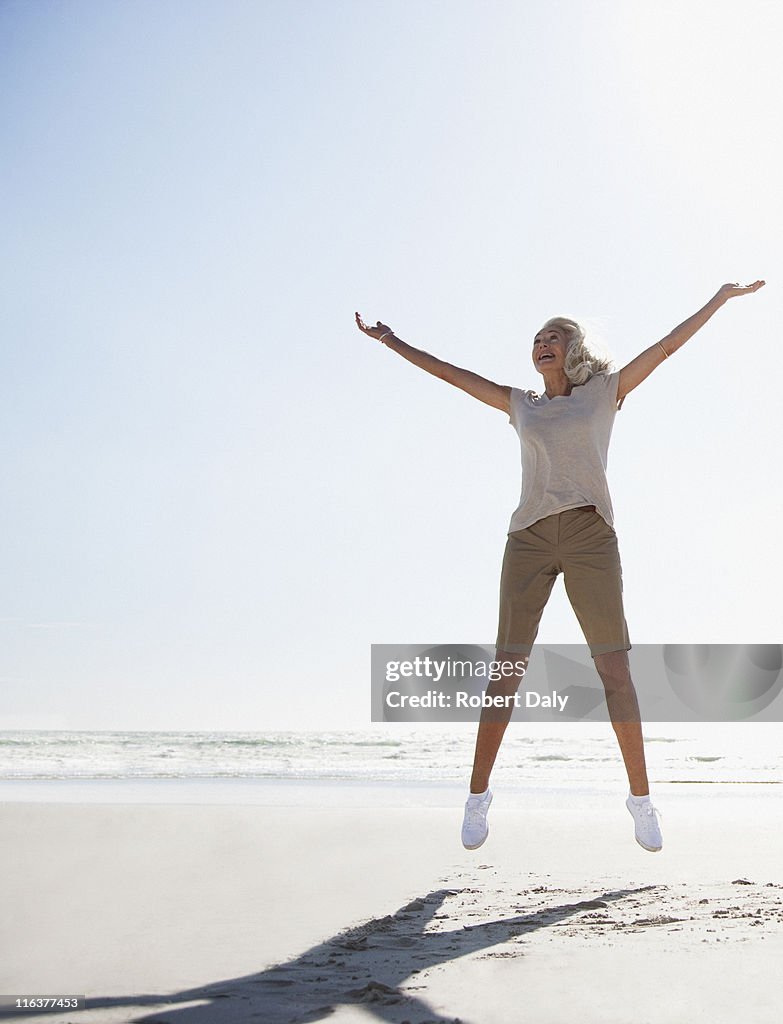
[593,370,623,411]
[609,370,624,411]
[508,387,524,428]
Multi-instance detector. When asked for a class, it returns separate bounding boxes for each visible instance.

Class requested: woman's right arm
[355,312,511,415]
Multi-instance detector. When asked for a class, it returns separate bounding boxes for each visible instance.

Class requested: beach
[2,779,782,1023]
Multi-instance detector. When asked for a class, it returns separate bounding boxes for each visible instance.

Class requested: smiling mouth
[537,353,555,363]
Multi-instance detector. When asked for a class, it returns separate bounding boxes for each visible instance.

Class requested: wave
[0,729,779,784]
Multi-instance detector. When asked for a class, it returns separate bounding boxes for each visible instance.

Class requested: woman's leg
[593,649,649,796]
[473,520,558,797]
[594,650,662,851]
[469,651,529,793]
[558,509,650,796]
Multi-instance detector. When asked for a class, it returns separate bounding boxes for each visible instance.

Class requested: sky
[0,0,780,731]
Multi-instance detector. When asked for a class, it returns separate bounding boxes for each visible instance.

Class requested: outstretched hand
[355,311,394,341]
[717,280,766,301]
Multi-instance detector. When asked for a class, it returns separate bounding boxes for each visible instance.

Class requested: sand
[1,780,782,1023]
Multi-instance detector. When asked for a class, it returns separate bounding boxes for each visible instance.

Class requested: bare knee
[594,650,631,688]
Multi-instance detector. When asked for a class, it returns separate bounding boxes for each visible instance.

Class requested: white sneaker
[626,796,663,852]
[461,789,493,850]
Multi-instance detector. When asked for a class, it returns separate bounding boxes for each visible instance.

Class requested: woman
[356,279,765,853]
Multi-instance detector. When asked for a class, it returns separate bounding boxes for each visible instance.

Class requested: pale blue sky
[0,0,778,730]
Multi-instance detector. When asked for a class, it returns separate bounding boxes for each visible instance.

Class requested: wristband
[377,331,394,345]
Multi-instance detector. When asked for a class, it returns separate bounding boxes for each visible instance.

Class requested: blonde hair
[540,316,613,386]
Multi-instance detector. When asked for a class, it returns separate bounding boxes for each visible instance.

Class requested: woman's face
[532,324,568,374]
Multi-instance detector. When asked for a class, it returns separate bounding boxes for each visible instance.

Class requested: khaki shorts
[496,506,631,658]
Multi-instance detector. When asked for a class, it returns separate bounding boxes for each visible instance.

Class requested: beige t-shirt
[507,370,622,534]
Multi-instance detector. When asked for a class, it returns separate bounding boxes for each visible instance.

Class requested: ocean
[0,726,780,787]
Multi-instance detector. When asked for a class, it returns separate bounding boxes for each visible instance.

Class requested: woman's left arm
[617,280,766,403]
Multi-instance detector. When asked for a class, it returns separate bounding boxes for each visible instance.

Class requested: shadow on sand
[52,885,659,1023]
